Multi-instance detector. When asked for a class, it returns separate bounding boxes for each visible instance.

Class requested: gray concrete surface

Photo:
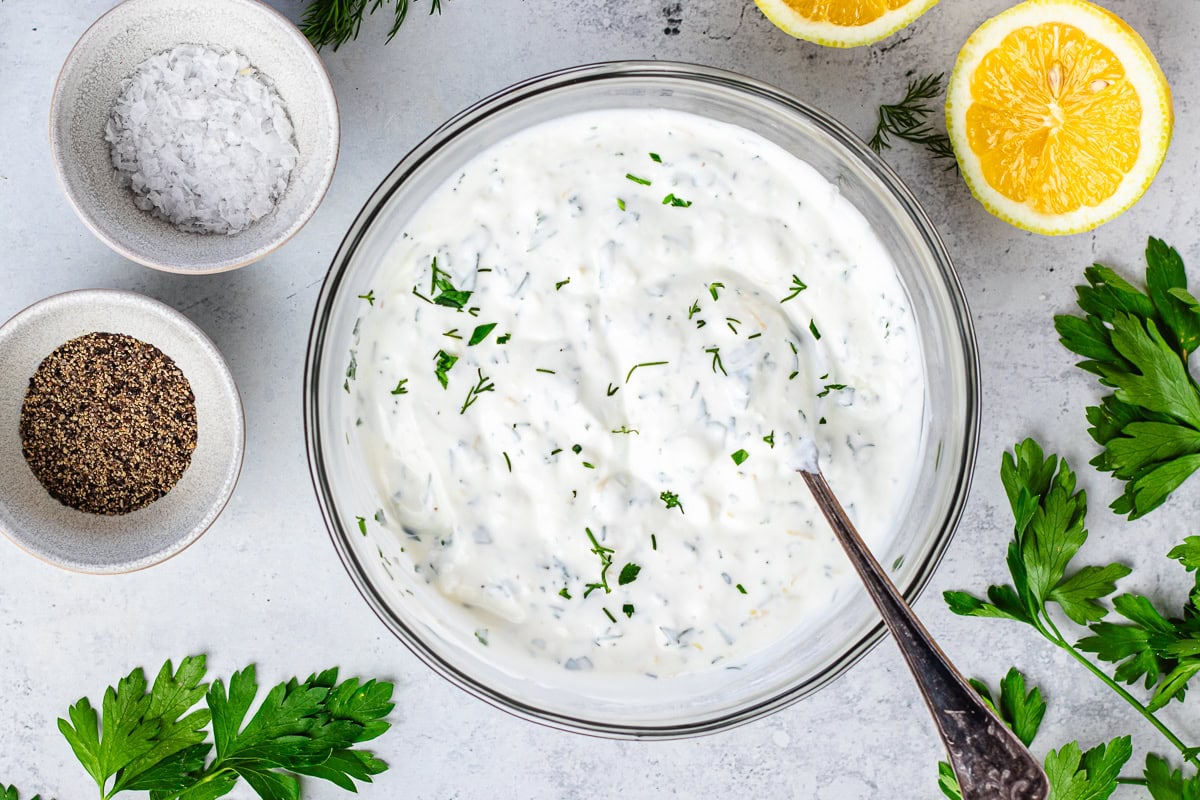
[2,1,1199,797]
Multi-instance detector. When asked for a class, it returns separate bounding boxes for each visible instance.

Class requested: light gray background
[3,1,1199,797]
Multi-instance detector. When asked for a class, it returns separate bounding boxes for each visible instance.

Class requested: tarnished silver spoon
[798,464,1049,800]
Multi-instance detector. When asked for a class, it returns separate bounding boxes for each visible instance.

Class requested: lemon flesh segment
[754,0,938,47]
[947,0,1172,235]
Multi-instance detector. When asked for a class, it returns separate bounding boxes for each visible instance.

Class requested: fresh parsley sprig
[49,656,393,800]
[867,73,956,168]
[300,0,445,51]
[1055,238,1200,519]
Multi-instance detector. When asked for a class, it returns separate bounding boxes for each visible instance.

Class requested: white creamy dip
[348,108,925,677]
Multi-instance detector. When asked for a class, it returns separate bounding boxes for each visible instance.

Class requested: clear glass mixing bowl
[304,61,979,739]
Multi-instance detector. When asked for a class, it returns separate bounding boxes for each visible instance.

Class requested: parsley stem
[1040,614,1200,768]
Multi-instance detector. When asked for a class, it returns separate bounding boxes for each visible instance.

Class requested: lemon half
[946,0,1172,235]
[754,0,939,48]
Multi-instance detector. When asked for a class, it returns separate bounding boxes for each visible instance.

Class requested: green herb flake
[503,451,512,472]
[705,346,727,376]
[603,607,617,624]
[736,584,747,594]
[819,417,827,425]
[433,349,458,389]
[429,258,473,310]
[355,516,367,536]
[651,534,658,550]
[662,193,693,208]
[649,152,662,163]
[474,629,489,646]
[555,278,571,290]
[550,448,563,456]
[660,490,684,513]
[443,328,462,339]
[731,449,750,466]
[763,431,775,448]
[688,299,701,320]
[468,322,498,346]
[536,367,556,374]
[726,316,741,334]
[496,332,512,344]
[583,527,615,597]
[809,320,822,340]
[626,360,669,383]
[391,378,409,395]
[572,444,583,455]
[623,603,635,618]
[611,425,639,435]
[626,173,652,186]
[818,383,848,398]
[459,368,495,414]
[607,383,620,396]
[617,198,627,211]
[582,461,596,469]
[559,587,572,599]
[618,563,641,585]
[780,275,808,303]
[709,282,725,301]
[357,289,376,305]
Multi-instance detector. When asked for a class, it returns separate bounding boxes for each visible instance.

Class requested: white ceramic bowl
[0,289,245,573]
[49,0,339,274]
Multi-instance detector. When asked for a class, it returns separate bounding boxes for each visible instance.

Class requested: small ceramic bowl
[49,0,339,274]
[0,289,244,573]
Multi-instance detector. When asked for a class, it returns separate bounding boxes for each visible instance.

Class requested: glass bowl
[304,61,979,739]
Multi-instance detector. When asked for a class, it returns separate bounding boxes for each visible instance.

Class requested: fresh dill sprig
[868,73,957,169]
[459,368,494,413]
[300,0,445,51]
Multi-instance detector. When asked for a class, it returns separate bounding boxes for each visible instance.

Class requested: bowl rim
[47,0,341,275]
[303,60,982,739]
[0,287,246,574]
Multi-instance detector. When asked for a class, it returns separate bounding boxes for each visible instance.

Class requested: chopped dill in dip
[349,109,925,678]
[105,44,298,235]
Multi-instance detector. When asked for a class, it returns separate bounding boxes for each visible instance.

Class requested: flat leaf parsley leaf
[1055,238,1200,519]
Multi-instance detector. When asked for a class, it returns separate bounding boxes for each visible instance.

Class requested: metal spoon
[798,465,1049,800]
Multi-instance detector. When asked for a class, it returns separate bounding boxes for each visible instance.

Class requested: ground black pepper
[19,332,198,515]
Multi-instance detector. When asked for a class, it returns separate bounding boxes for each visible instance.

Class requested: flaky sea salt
[104,44,299,235]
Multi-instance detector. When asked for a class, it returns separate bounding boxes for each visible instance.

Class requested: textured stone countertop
[2,1,1199,797]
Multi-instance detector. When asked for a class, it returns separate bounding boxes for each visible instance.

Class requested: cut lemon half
[754,0,938,47]
[946,0,1172,235]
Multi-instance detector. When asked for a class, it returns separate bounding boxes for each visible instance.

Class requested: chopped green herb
[583,527,614,597]
[429,258,473,310]
[559,587,571,599]
[459,368,495,413]
[688,299,701,320]
[748,332,762,339]
[496,332,512,344]
[662,193,692,208]
[731,449,750,466]
[582,461,595,469]
[736,583,747,594]
[468,322,497,346]
[623,603,635,618]
[818,383,848,398]
[611,425,639,435]
[374,509,385,524]
[696,319,707,328]
[412,286,433,304]
[606,383,619,396]
[726,316,741,334]
[550,448,563,456]
[651,534,657,550]
[572,444,583,455]
[705,346,727,376]
[618,563,641,585]
[789,341,798,355]
[763,431,775,448]
[819,417,827,425]
[626,360,669,383]
[780,275,808,303]
[603,607,617,624]
[709,282,725,301]
[346,353,357,380]
[809,320,822,340]
[626,173,652,186]
[357,289,376,305]
[474,629,488,645]
[649,152,662,163]
[390,378,409,395]
[467,306,481,317]
[356,516,367,536]
[555,278,571,290]
[503,451,512,472]
[617,198,626,211]
[433,349,458,389]
[788,370,799,381]
[443,328,462,339]
[536,367,556,374]
[660,490,684,513]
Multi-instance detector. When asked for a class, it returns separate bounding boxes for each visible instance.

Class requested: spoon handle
[800,470,1049,800]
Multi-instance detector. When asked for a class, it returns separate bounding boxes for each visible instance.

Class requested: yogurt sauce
[349,108,925,677]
